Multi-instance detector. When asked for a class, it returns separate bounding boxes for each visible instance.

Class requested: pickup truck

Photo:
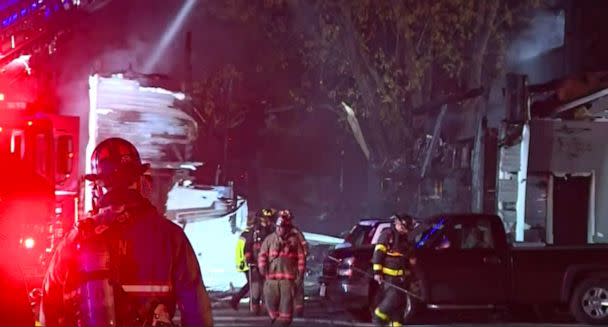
[319,218,419,321]
[320,213,608,325]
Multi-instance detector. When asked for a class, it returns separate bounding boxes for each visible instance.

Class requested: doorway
[552,175,591,245]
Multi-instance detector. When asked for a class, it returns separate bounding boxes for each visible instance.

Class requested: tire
[570,278,608,325]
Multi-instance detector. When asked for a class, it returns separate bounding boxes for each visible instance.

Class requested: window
[371,223,391,244]
[459,221,495,249]
[345,225,373,247]
[416,217,447,248]
[11,130,24,159]
[35,133,50,178]
[425,217,495,250]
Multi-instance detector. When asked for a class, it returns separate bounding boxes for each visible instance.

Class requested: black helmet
[391,213,415,229]
[86,138,150,189]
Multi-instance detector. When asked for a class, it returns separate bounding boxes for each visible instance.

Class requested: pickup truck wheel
[570,279,608,325]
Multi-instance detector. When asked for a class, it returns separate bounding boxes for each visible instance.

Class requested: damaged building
[495,0,608,244]
[498,72,608,244]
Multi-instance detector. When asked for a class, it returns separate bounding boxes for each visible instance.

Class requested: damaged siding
[497,141,521,236]
[85,74,199,212]
[88,74,198,168]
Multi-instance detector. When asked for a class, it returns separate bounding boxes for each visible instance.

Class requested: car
[318,218,398,321]
[321,213,608,325]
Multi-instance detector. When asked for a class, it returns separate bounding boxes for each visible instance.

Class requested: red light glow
[24,237,35,249]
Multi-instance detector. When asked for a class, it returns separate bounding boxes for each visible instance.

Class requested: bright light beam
[143,0,196,72]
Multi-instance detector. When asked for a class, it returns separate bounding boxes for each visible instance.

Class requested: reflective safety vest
[235,229,250,272]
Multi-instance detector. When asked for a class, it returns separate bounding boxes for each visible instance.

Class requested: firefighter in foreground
[283,210,308,317]
[39,137,213,326]
[258,211,305,326]
[372,214,416,326]
[231,208,275,314]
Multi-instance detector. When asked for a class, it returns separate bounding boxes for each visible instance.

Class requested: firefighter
[231,214,253,311]
[39,137,213,327]
[258,211,305,327]
[231,208,274,313]
[372,213,416,327]
[247,208,276,315]
[282,210,308,317]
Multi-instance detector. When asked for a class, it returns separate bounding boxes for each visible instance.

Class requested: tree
[201,0,543,213]
[192,64,246,135]
[191,64,246,181]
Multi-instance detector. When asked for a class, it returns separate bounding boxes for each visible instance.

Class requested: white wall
[181,203,249,291]
[528,119,608,242]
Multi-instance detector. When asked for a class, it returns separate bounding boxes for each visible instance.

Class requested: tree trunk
[469,0,500,212]
[338,4,391,164]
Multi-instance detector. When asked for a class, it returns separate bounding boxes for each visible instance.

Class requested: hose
[326,255,423,301]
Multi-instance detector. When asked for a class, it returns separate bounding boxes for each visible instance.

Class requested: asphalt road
[211,296,589,326]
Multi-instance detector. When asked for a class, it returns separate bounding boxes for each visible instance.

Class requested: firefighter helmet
[277,209,293,220]
[86,138,150,189]
[257,208,276,219]
[275,210,293,228]
[391,213,415,229]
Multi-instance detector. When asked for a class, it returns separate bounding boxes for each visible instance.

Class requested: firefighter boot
[373,308,390,326]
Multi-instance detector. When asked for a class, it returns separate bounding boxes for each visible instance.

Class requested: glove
[239,261,246,271]
[374,274,383,284]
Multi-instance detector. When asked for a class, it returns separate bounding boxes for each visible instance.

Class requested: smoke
[507,9,565,64]
[50,0,189,171]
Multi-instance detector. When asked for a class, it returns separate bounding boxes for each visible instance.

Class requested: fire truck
[0,0,98,286]
[0,103,79,285]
